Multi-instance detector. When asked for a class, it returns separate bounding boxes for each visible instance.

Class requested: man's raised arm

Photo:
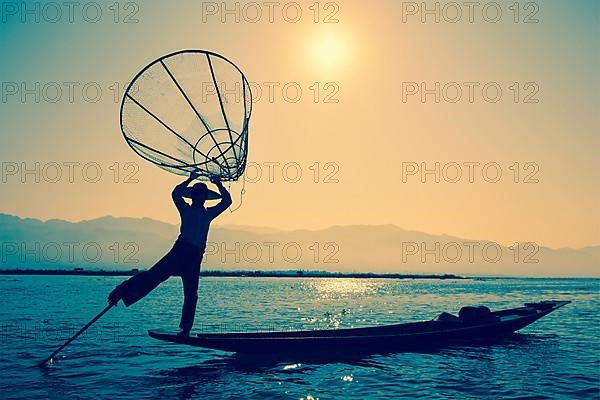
[172,173,197,212]
[207,179,232,218]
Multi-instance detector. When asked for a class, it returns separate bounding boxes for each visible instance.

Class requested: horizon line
[1,268,598,280]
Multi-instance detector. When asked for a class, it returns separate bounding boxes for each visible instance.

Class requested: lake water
[0,276,598,399]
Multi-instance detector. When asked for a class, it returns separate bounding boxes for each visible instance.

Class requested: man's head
[188,182,221,205]
[190,182,209,204]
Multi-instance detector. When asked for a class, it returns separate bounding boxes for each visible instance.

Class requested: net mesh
[120,50,252,181]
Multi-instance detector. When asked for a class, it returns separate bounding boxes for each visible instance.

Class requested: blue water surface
[0,276,598,399]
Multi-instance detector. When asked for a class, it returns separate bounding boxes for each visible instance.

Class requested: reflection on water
[306,278,382,298]
[0,276,598,400]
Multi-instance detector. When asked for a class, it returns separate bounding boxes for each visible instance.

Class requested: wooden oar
[38,303,114,367]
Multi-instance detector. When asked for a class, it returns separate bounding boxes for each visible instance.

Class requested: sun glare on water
[309,279,381,299]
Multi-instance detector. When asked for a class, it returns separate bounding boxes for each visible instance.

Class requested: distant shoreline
[0,268,464,280]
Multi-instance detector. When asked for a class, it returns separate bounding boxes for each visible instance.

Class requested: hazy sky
[0,0,598,249]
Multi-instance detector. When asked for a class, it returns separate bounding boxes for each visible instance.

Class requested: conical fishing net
[120,50,252,181]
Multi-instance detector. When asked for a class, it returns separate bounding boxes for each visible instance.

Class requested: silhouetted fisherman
[108,172,231,336]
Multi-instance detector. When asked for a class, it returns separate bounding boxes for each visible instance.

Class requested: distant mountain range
[0,213,598,277]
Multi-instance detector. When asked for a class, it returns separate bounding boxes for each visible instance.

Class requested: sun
[314,34,345,69]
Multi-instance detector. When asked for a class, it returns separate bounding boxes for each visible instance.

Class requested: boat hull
[148,300,569,354]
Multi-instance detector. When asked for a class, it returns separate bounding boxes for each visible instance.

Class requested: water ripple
[0,276,597,400]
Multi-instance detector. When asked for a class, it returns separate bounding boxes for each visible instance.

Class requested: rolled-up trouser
[115,240,203,331]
